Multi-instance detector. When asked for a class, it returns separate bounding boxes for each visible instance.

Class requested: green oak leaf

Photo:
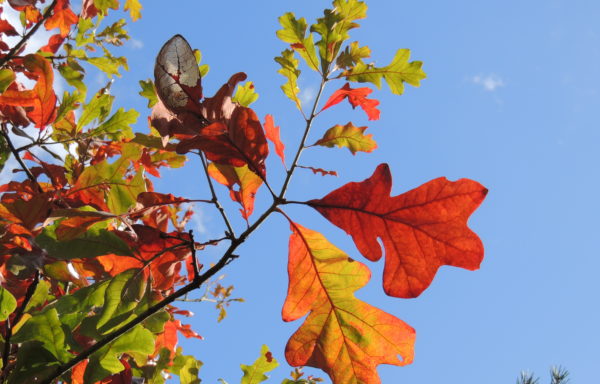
[84,325,155,384]
[172,347,202,384]
[277,13,320,72]
[233,81,259,107]
[241,345,279,384]
[90,107,139,140]
[12,308,71,363]
[0,134,10,175]
[138,79,158,108]
[275,49,302,110]
[0,68,15,92]
[58,60,86,95]
[36,220,133,260]
[344,48,426,95]
[313,122,377,154]
[0,286,17,321]
[78,90,114,130]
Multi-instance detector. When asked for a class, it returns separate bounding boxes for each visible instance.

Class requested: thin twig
[0,0,59,68]
[0,123,43,193]
[0,271,40,380]
[198,152,236,238]
[278,76,329,199]
[39,200,278,384]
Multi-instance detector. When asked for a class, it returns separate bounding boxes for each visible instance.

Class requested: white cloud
[129,38,144,50]
[299,86,317,105]
[471,74,505,92]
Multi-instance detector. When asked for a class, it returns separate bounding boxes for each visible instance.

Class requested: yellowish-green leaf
[241,345,279,384]
[58,60,86,95]
[93,0,119,14]
[90,107,139,140]
[275,49,302,110]
[232,81,259,107]
[313,122,376,154]
[0,286,17,321]
[12,308,71,363]
[0,68,15,92]
[78,91,114,130]
[0,135,9,175]
[277,13,319,72]
[172,347,203,384]
[124,0,142,21]
[336,41,370,69]
[345,48,426,95]
[86,55,128,78]
[139,79,158,108]
[84,325,155,384]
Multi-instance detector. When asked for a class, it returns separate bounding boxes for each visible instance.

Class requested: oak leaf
[44,0,78,37]
[321,83,380,120]
[313,122,376,154]
[283,222,415,384]
[208,163,263,220]
[309,163,487,298]
[264,114,286,166]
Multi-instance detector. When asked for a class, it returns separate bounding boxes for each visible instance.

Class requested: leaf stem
[0,123,43,193]
[0,0,59,68]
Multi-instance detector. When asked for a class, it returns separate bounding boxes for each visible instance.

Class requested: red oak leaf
[44,0,78,37]
[321,83,380,120]
[40,34,66,53]
[308,163,487,298]
[283,222,415,384]
[0,9,18,36]
[0,54,57,128]
[264,114,286,166]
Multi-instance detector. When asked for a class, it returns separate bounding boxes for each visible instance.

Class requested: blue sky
[110,1,600,383]
[11,0,598,383]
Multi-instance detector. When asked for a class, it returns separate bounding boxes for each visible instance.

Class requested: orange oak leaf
[207,162,262,220]
[321,83,380,121]
[41,34,66,53]
[264,114,286,166]
[283,222,415,384]
[0,54,57,128]
[44,0,78,37]
[308,163,487,298]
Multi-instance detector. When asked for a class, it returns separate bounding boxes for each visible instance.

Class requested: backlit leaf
[275,49,302,110]
[276,13,319,72]
[344,49,426,95]
[240,345,279,384]
[90,107,139,140]
[313,122,376,154]
[44,0,78,37]
[208,162,263,219]
[321,83,380,120]
[0,134,9,174]
[84,325,155,384]
[309,163,487,298]
[12,308,71,363]
[232,81,259,107]
[264,114,286,166]
[0,286,17,321]
[154,34,202,113]
[283,222,415,384]
[139,79,158,108]
[0,54,57,128]
[171,347,203,384]
[36,220,133,260]
[0,68,15,92]
[124,0,142,21]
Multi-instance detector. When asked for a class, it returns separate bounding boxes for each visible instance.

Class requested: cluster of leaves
[0,0,487,384]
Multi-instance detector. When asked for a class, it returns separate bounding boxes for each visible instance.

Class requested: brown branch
[198,152,236,238]
[0,271,40,381]
[0,0,59,68]
[0,124,43,193]
[39,202,277,384]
